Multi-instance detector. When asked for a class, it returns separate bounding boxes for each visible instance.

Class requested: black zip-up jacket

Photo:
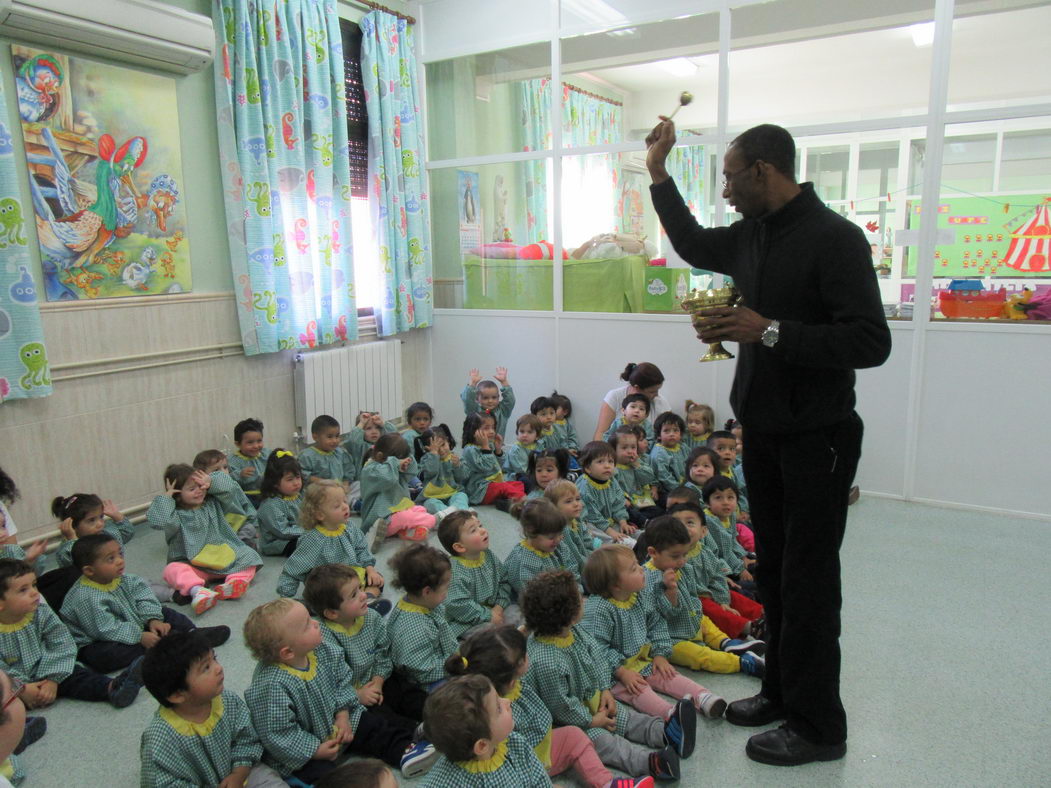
[651,178,892,434]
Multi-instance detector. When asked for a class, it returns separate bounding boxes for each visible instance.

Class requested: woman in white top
[593,361,671,440]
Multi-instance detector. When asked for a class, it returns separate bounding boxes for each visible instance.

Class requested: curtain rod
[564,82,622,107]
[344,0,416,25]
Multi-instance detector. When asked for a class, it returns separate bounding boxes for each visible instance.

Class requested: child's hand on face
[473,429,490,450]
[492,434,503,452]
[101,499,122,521]
[468,368,481,386]
[25,539,47,563]
[190,470,211,491]
[449,452,461,466]
[398,457,412,472]
[58,517,76,541]
[493,366,509,385]
[356,412,370,429]
[662,568,678,591]
[164,478,179,498]
[427,437,441,455]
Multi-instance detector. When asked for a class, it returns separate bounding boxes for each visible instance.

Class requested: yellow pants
[669,617,740,674]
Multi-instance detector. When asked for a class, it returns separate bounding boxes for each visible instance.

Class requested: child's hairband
[460,656,468,668]
[275,450,294,458]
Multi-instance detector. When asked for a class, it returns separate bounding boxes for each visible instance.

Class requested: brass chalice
[681,285,741,362]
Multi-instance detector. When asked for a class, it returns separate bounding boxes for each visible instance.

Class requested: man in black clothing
[646,119,891,766]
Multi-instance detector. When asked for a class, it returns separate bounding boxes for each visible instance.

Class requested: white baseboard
[858,490,1051,523]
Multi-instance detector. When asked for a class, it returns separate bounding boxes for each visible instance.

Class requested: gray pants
[245,764,287,788]
[590,705,666,776]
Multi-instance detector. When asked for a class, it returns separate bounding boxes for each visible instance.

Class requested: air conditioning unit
[0,0,215,75]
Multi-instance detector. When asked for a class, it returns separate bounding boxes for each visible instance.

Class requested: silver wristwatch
[761,319,780,348]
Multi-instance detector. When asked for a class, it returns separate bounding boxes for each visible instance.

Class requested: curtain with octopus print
[359,10,432,335]
[0,77,51,402]
[213,0,356,355]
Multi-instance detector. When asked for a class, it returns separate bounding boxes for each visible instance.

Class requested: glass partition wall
[423,0,1051,323]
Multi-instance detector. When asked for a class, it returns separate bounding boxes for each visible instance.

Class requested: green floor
[19,497,1050,786]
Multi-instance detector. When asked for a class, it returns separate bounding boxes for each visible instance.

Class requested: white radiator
[293,341,403,439]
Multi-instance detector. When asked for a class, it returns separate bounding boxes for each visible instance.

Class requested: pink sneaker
[216,578,248,600]
[192,588,219,615]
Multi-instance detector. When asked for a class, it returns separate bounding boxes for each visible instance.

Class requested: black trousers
[76,607,195,673]
[743,412,862,746]
[292,709,413,781]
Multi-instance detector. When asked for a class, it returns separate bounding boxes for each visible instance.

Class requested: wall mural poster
[11,46,191,300]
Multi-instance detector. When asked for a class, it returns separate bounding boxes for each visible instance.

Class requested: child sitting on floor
[582,545,717,723]
[437,511,514,638]
[304,564,427,725]
[681,402,715,451]
[701,477,751,581]
[503,499,581,598]
[525,449,570,499]
[611,427,661,530]
[707,430,749,517]
[193,449,259,550]
[577,441,636,543]
[446,625,653,788]
[59,533,228,674]
[649,413,687,500]
[255,450,305,557]
[51,492,136,568]
[227,417,270,506]
[543,480,593,580]
[641,516,764,678]
[402,402,435,446]
[147,465,262,615]
[140,630,286,787]
[361,433,434,547]
[460,414,525,509]
[461,367,516,440]
[602,394,654,444]
[420,674,549,787]
[549,391,581,458]
[386,544,458,691]
[243,598,436,784]
[503,414,542,482]
[344,412,401,474]
[414,424,469,516]
[520,570,682,783]
[0,467,45,566]
[0,558,144,709]
[299,414,357,488]
[530,396,558,451]
[276,480,384,603]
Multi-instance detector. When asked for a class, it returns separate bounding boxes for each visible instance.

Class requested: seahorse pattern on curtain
[213,0,356,355]
[0,79,51,401]
[360,11,432,336]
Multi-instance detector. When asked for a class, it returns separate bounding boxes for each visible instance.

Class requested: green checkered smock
[321,609,393,687]
[504,680,553,766]
[229,449,271,498]
[387,599,457,686]
[59,573,161,647]
[256,494,304,556]
[550,418,579,453]
[644,561,705,642]
[0,601,76,683]
[575,475,627,531]
[342,422,399,472]
[602,417,654,444]
[685,541,732,605]
[421,731,550,788]
[649,444,686,493]
[582,591,673,679]
[501,441,536,480]
[55,518,136,568]
[502,541,580,600]
[446,550,513,638]
[276,523,375,598]
[461,383,516,439]
[139,690,262,787]
[703,509,746,575]
[419,453,468,500]
[558,519,592,579]
[299,445,357,486]
[359,456,420,531]
[244,640,362,775]
[614,462,657,509]
[460,446,506,505]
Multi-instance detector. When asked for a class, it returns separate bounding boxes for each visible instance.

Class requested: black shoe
[746,725,846,766]
[747,616,767,641]
[14,716,46,754]
[171,591,192,606]
[647,746,681,781]
[196,625,232,647]
[367,598,393,616]
[108,656,145,708]
[662,698,696,758]
[494,499,513,513]
[725,694,785,727]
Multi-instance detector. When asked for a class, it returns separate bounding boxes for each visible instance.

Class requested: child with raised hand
[51,493,135,568]
[524,448,570,499]
[243,598,436,784]
[668,502,764,641]
[521,570,682,783]
[446,626,652,788]
[415,424,470,515]
[276,480,384,603]
[420,673,549,788]
[649,413,687,498]
[299,414,357,488]
[502,499,580,599]
[503,414,542,481]
[581,546,711,731]
[461,367,516,440]
[345,411,401,473]
[140,630,286,788]
[227,417,271,506]
[549,391,581,456]
[642,516,764,680]
[437,511,514,638]
[577,441,636,544]
[681,402,715,451]
[460,413,526,509]
[610,427,661,530]
[403,402,435,445]
[59,533,228,673]
[193,449,260,550]
[361,433,434,547]
[148,464,262,615]
[304,564,428,726]
[255,450,305,557]
[544,480,593,578]
[602,394,654,444]
[0,557,144,710]
[386,544,458,691]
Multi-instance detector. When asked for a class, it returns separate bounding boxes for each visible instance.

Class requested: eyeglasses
[722,162,756,190]
[2,676,24,711]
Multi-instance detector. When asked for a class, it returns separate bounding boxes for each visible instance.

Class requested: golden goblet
[681,285,741,362]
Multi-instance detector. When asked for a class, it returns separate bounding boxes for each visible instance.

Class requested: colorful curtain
[0,80,51,402]
[519,78,551,241]
[360,11,431,335]
[213,0,356,355]
[664,132,710,278]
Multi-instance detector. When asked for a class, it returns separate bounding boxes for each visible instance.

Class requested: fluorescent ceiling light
[562,0,629,27]
[656,57,698,78]
[909,22,935,47]
[606,27,638,38]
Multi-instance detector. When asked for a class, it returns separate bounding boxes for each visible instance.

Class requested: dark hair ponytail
[443,625,527,695]
[50,493,104,525]
[260,450,303,499]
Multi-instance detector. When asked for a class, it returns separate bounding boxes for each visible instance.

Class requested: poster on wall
[457,169,481,254]
[11,46,191,301]
[617,167,645,236]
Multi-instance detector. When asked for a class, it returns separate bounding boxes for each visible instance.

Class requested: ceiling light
[909,22,935,47]
[606,27,638,38]
[656,58,698,78]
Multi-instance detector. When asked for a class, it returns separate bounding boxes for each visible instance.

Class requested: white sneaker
[695,691,727,719]
[433,505,457,524]
[369,517,389,553]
